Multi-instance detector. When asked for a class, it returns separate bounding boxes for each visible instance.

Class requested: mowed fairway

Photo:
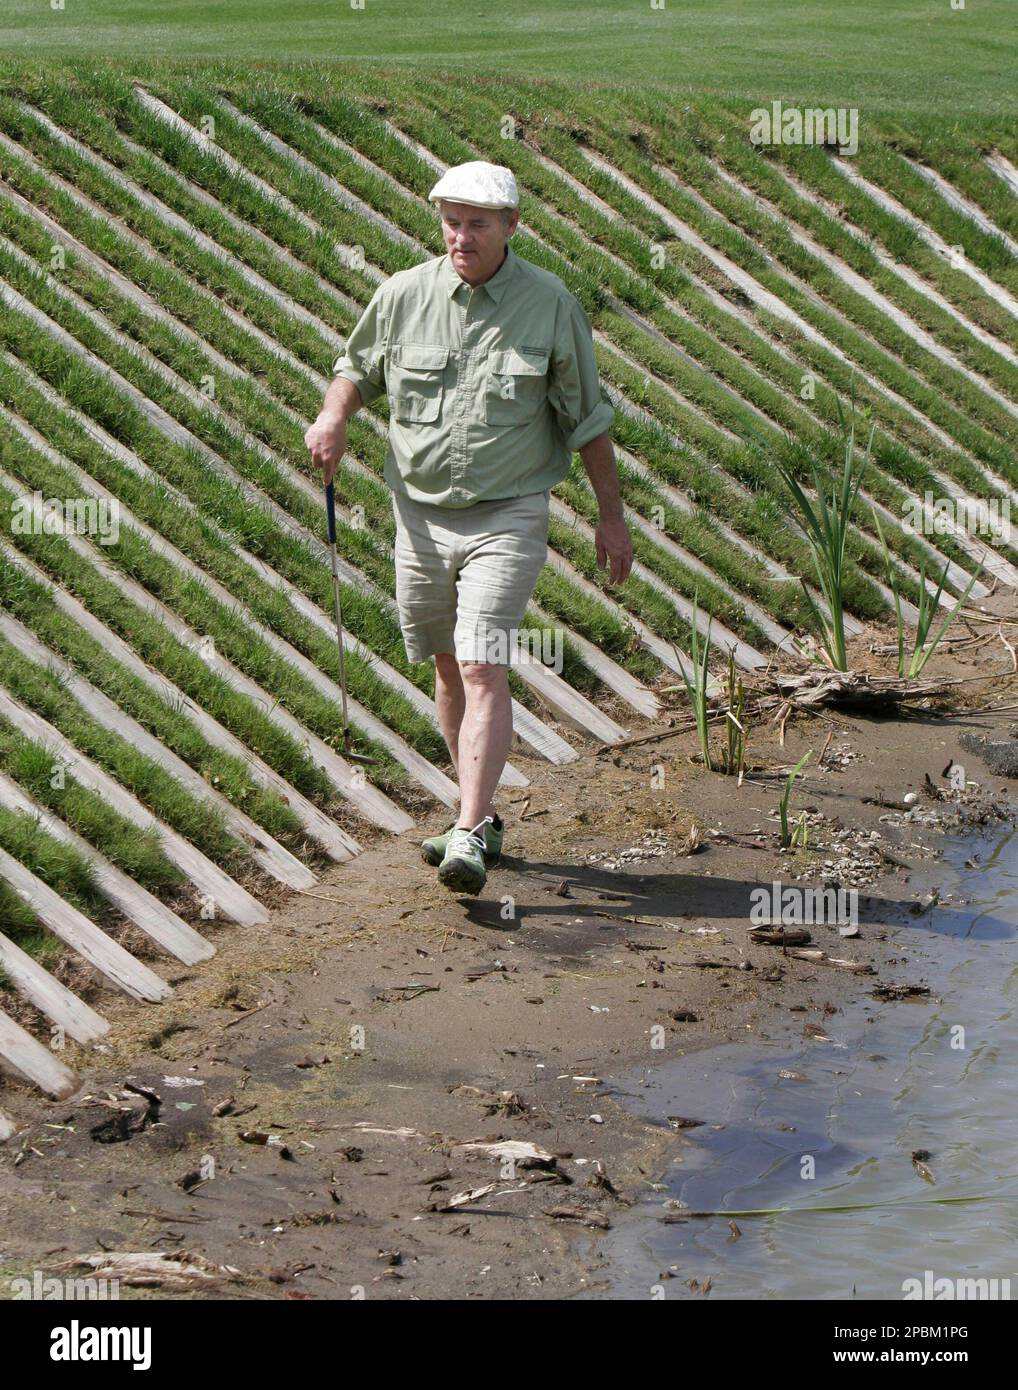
[0,52,1015,1102]
[0,0,1016,112]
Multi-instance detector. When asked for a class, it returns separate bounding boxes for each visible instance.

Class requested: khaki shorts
[391,489,551,664]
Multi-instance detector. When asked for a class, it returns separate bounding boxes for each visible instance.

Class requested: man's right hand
[304,413,347,487]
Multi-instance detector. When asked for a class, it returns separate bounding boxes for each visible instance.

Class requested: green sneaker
[437,819,493,895]
[420,813,503,868]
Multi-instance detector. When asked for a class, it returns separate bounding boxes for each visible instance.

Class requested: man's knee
[458,659,509,691]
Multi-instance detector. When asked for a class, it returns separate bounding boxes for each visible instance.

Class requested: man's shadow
[454,854,1015,951]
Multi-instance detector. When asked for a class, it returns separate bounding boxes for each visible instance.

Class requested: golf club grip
[325,480,337,545]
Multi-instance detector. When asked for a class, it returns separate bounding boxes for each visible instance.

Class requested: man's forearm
[578,431,623,521]
[319,375,364,424]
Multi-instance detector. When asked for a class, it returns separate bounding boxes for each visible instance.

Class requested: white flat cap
[428,160,519,211]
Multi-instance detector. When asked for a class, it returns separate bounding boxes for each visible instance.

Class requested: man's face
[440,201,519,282]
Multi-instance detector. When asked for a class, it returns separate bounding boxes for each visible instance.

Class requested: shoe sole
[421,843,501,868]
[437,856,486,894]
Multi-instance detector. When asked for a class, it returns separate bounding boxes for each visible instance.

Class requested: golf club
[325,478,377,767]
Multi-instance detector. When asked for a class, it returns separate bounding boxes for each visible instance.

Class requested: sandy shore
[1,603,1016,1301]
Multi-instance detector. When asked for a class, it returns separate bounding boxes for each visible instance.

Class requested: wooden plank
[0,844,171,1003]
[0,684,269,926]
[621,443,958,623]
[0,596,317,891]
[0,284,433,822]
[528,597,661,720]
[124,133,361,304]
[505,656,629,744]
[609,454,796,649]
[621,501,794,650]
[530,135,1009,591]
[377,114,444,171]
[0,768,213,966]
[0,1007,77,1099]
[0,172,272,385]
[588,149,976,545]
[16,115,362,319]
[714,160,1018,521]
[665,148,1018,466]
[307,111,431,203]
[0,931,108,1043]
[614,433,864,638]
[831,156,1018,327]
[504,696,578,765]
[54,543,413,833]
[0,533,361,862]
[546,132,1011,579]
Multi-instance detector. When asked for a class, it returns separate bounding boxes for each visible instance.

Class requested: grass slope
[0,55,1014,993]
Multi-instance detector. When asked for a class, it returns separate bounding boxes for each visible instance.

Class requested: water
[599,820,1018,1299]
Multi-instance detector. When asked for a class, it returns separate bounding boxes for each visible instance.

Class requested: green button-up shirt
[332,243,614,508]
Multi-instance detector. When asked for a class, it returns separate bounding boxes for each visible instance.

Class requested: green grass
[0,631,250,872]
[0,723,182,893]
[0,804,112,971]
[1,6,1015,113]
[1,65,1009,641]
[569,98,1018,475]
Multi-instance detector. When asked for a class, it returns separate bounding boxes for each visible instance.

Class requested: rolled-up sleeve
[332,284,387,407]
[548,296,614,452]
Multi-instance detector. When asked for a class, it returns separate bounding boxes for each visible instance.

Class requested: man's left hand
[595,515,633,586]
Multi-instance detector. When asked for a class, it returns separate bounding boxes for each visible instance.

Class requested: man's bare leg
[433,653,466,779]
[433,653,508,825]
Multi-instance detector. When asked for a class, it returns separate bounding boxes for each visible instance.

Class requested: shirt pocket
[483,346,550,426]
[388,343,450,424]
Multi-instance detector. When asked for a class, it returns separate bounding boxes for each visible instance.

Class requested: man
[305,159,632,895]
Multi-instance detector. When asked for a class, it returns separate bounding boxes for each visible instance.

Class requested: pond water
[599,819,1018,1300]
